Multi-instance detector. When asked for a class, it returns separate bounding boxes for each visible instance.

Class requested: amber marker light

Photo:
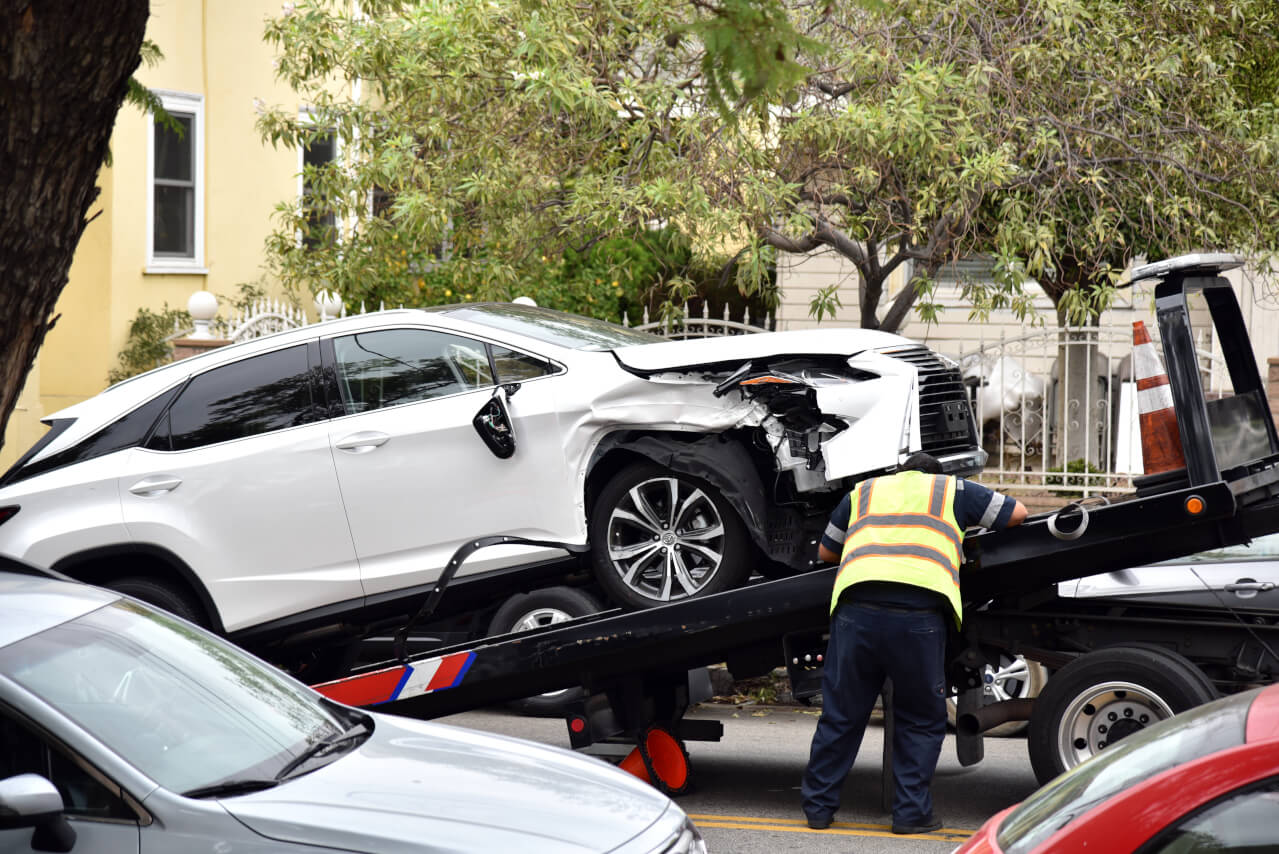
[1185,495,1205,515]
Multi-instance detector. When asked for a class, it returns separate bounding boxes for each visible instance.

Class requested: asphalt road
[437,701,1042,853]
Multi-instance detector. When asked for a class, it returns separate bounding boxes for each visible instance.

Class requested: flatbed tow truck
[311,254,1279,791]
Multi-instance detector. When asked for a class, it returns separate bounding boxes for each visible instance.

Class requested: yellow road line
[685,813,973,841]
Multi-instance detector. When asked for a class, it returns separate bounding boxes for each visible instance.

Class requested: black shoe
[806,814,833,830]
[891,815,942,835]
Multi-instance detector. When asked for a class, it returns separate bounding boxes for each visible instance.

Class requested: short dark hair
[901,452,943,474]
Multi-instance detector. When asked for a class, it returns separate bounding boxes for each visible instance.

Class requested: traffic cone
[617,725,690,795]
[1132,321,1186,474]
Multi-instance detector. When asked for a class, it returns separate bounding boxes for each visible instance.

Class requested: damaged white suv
[0,304,983,653]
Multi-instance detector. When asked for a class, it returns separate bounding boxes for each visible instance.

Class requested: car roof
[0,563,119,649]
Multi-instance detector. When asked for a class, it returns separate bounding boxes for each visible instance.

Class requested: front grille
[883,346,979,457]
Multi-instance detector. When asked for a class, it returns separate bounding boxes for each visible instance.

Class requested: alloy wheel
[605,475,726,602]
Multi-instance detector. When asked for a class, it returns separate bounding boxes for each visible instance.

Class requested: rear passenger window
[332,329,492,415]
[148,346,315,451]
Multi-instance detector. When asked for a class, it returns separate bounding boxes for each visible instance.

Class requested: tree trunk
[0,1,149,451]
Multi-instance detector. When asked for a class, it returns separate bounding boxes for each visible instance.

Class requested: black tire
[487,587,602,716]
[107,576,207,627]
[946,653,1048,737]
[589,462,750,610]
[1028,645,1217,785]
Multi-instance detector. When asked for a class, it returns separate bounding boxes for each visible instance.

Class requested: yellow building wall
[1,0,308,469]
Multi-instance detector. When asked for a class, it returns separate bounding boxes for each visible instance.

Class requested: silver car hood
[222,715,672,854]
[612,327,911,372]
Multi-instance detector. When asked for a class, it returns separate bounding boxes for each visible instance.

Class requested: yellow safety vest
[830,470,965,627]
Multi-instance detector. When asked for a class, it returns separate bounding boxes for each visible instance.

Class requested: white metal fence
[947,324,1228,497]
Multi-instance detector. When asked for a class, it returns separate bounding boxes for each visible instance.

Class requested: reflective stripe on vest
[830,471,965,627]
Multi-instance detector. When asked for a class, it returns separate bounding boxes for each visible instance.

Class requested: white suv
[0,303,982,658]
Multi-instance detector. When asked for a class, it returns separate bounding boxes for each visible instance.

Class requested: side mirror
[0,774,76,852]
[472,387,516,459]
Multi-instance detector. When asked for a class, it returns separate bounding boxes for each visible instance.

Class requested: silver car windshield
[435,304,662,350]
[0,599,350,794]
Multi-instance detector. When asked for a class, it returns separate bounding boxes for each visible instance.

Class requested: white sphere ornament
[315,290,343,320]
[512,296,538,307]
[187,290,219,339]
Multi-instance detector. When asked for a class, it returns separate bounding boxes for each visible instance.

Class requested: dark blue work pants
[801,601,948,826]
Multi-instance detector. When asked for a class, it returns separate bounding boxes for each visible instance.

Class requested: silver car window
[332,328,493,414]
[0,600,348,794]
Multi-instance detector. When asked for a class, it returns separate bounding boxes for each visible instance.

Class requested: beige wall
[2,0,307,469]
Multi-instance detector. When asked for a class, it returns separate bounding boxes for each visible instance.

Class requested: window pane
[0,712,135,821]
[302,131,337,249]
[153,184,194,256]
[1147,778,1279,852]
[154,114,193,182]
[332,329,491,414]
[164,346,315,451]
[492,345,552,383]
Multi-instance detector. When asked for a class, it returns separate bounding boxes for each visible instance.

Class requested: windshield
[435,303,662,350]
[0,599,354,794]
[996,690,1253,854]
[1153,531,1279,565]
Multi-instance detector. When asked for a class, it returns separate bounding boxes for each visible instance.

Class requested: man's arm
[1008,498,1028,527]
[818,543,841,564]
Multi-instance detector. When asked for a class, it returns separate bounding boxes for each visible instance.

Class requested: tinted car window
[1145,778,1279,853]
[491,345,555,383]
[0,709,135,821]
[4,386,180,485]
[148,345,315,451]
[332,329,492,414]
[435,303,660,350]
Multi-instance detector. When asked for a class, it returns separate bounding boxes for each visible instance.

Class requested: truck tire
[488,587,602,716]
[947,653,1047,737]
[589,462,750,609]
[1027,644,1217,785]
[107,576,207,628]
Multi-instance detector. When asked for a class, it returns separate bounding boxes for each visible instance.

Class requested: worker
[801,451,1027,834]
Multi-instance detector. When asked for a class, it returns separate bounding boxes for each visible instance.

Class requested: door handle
[1225,581,1275,593]
[335,431,390,452]
[129,476,182,496]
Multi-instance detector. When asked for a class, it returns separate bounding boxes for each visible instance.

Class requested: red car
[957,683,1279,853]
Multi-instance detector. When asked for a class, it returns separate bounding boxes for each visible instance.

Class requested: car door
[118,342,363,633]
[323,326,581,597]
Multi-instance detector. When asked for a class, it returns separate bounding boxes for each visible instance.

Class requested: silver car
[0,560,706,854]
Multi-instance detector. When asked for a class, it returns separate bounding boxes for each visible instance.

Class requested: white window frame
[297,109,342,247]
[146,90,206,274]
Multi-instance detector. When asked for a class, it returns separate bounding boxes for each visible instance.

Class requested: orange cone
[617,726,690,795]
[1133,321,1186,474]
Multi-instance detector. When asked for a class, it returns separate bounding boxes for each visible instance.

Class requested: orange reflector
[1185,495,1205,515]
[740,376,798,386]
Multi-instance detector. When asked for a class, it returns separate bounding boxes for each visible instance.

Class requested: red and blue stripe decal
[312,650,476,707]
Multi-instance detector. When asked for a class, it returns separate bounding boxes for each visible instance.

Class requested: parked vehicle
[0,559,706,854]
[956,683,1279,854]
[0,302,981,661]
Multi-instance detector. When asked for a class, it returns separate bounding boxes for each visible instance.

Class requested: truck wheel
[947,653,1047,737]
[107,576,207,628]
[1028,645,1216,785]
[488,587,602,716]
[589,462,750,609]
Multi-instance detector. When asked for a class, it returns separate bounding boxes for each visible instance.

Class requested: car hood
[612,327,912,372]
[221,714,673,854]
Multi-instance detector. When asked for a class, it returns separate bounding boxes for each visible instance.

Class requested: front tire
[589,462,750,609]
[487,587,602,716]
[1027,644,1217,785]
